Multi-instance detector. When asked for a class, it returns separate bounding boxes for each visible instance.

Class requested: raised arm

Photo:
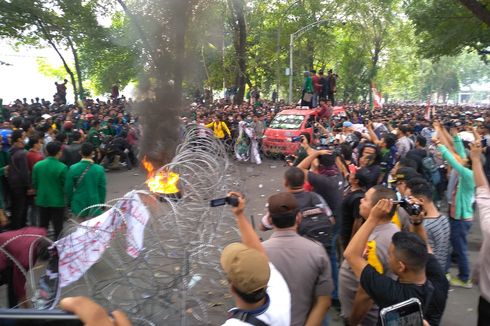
[437,144,470,176]
[470,143,489,189]
[366,121,382,146]
[228,192,266,256]
[452,134,467,159]
[344,199,393,278]
[433,121,455,153]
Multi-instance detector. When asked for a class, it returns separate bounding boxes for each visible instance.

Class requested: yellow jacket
[205,121,231,139]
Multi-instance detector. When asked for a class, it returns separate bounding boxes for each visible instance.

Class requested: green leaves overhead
[1,0,489,102]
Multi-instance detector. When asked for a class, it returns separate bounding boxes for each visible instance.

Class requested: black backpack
[297,192,335,250]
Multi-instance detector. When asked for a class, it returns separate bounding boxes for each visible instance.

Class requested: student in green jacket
[32,141,68,239]
[65,142,106,219]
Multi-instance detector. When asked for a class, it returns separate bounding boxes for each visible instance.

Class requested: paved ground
[106,158,481,325]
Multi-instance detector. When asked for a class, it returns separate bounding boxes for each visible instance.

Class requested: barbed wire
[0,126,243,325]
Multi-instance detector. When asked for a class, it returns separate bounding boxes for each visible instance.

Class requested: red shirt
[26,149,44,172]
[0,227,47,299]
[312,75,322,93]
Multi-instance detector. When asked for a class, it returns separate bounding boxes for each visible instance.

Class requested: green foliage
[2,0,490,103]
[36,57,70,80]
[405,0,490,60]
[78,12,141,95]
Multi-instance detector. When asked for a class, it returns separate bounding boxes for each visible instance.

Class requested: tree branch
[457,0,490,26]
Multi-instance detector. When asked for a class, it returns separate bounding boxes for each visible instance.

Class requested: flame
[142,157,180,194]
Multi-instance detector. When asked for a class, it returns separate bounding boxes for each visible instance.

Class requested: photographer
[344,197,449,326]
[285,133,312,168]
[339,186,400,326]
[405,178,450,272]
[222,192,291,325]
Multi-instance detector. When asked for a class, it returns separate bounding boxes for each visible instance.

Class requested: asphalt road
[106,158,481,325]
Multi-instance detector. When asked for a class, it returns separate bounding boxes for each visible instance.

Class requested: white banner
[56,191,150,288]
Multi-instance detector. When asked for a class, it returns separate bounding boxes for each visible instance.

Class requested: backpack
[297,192,335,251]
[422,153,441,186]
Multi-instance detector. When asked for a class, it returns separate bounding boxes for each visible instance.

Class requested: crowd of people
[1,88,490,326]
[183,97,490,326]
[0,95,140,307]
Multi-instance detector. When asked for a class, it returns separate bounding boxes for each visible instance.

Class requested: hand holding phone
[380,298,423,326]
[60,297,132,326]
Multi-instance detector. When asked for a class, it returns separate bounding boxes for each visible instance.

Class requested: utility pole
[275,0,303,100]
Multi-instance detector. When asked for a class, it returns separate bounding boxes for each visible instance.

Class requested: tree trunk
[227,0,247,104]
[67,36,85,100]
[457,0,490,27]
[37,20,78,102]
[367,39,382,103]
[171,1,192,107]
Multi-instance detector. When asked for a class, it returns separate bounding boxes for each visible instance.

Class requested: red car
[262,108,320,156]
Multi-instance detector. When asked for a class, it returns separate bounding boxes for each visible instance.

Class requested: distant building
[458,83,490,104]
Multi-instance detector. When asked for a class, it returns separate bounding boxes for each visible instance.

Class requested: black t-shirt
[360,255,449,326]
[307,172,343,223]
[406,148,427,173]
[364,164,381,188]
[340,189,365,250]
[292,190,324,210]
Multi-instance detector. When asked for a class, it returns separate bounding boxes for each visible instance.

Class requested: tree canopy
[1,0,489,103]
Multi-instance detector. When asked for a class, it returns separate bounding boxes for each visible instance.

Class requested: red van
[262,108,319,156]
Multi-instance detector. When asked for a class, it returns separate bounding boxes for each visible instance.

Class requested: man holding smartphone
[344,198,449,325]
[60,192,291,326]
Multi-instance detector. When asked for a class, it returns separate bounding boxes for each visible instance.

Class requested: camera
[291,136,303,142]
[210,195,239,207]
[285,154,296,162]
[394,198,422,216]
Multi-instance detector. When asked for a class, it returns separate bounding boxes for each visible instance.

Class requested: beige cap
[220,243,270,294]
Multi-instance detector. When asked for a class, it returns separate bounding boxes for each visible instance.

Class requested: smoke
[136,78,181,167]
[125,0,193,167]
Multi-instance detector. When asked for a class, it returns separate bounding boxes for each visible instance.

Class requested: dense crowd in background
[1,86,490,326]
[183,95,490,326]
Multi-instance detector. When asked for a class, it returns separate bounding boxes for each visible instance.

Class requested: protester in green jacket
[87,121,102,148]
[32,141,68,239]
[65,142,106,219]
[433,125,475,287]
[301,71,314,108]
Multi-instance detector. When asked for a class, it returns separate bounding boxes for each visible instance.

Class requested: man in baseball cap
[221,243,270,298]
[262,192,333,326]
[221,192,290,326]
[394,167,421,197]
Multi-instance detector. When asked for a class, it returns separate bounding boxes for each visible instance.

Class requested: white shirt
[222,263,291,326]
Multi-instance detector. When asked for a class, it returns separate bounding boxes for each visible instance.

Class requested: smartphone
[0,309,82,326]
[380,298,423,326]
[210,198,227,207]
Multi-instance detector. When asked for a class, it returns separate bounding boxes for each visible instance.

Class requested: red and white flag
[371,84,383,109]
